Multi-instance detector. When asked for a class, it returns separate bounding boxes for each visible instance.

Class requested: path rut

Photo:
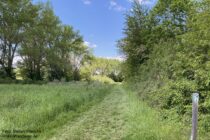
[49,87,129,140]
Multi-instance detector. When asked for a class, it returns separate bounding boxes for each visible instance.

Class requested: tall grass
[124,89,189,140]
[125,81,209,140]
[0,82,112,139]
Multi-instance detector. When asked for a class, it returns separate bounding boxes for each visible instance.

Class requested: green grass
[48,86,189,140]
[49,86,129,140]
[124,89,188,140]
[0,82,112,139]
[0,83,201,140]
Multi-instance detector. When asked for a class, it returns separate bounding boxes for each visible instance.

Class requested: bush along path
[47,86,188,140]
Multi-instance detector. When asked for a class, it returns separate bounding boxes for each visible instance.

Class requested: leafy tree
[47,25,87,81]
[0,0,38,78]
[118,1,155,79]
[19,2,60,81]
[151,0,192,39]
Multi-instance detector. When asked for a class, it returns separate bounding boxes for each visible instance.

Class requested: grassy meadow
[0,82,112,139]
[0,82,208,140]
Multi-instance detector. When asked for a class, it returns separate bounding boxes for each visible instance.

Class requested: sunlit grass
[124,89,189,140]
[0,82,112,139]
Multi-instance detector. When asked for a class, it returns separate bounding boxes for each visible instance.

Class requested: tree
[19,2,60,81]
[151,0,192,39]
[47,25,89,81]
[0,0,38,78]
[118,1,151,78]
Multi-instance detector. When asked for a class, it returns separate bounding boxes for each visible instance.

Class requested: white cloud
[127,0,153,5]
[84,41,97,48]
[101,55,126,61]
[109,0,126,12]
[83,0,91,5]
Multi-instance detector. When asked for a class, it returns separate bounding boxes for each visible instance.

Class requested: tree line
[80,57,124,83]
[119,0,210,132]
[0,0,91,82]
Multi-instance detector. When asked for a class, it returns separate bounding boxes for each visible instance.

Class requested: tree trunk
[35,62,42,81]
[6,59,13,78]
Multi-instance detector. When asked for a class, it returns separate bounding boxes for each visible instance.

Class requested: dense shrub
[108,72,124,82]
[91,75,115,84]
[119,0,210,134]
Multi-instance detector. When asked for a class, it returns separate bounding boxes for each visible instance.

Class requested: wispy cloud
[100,55,126,61]
[83,0,91,5]
[127,0,153,5]
[84,41,97,48]
[109,0,126,12]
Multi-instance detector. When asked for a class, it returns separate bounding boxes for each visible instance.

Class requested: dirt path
[49,87,130,140]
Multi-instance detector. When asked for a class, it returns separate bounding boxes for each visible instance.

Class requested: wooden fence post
[191,93,199,140]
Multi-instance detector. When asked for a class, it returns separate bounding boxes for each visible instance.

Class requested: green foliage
[0,0,91,82]
[0,0,38,78]
[91,75,115,84]
[46,25,86,82]
[119,0,210,135]
[80,57,123,82]
[108,71,124,82]
[117,2,150,77]
[18,2,61,81]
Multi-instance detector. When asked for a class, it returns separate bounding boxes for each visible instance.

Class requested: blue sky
[33,0,156,58]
